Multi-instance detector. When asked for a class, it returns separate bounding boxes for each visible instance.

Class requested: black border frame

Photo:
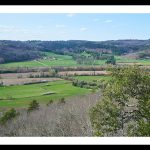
[1,0,150,5]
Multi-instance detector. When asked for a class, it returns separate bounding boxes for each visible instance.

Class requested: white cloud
[66,13,76,17]
[0,25,14,32]
[80,27,88,31]
[93,18,99,22]
[0,25,52,40]
[0,25,28,33]
[56,24,66,28]
[104,20,113,23]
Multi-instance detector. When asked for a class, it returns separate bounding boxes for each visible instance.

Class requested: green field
[0,52,108,68]
[0,52,78,68]
[115,56,138,63]
[0,52,150,68]
[73,75,111,82]
[0,80,90,108]
[115,56,150,65]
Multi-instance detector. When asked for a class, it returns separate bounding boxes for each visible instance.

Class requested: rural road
[34,60,48,67]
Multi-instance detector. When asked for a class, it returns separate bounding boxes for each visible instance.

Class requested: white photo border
[0,5,149,145]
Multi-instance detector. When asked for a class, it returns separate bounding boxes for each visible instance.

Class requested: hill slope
[0,39,150,63]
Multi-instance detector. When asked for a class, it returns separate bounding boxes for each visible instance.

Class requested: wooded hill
[0,39,150,63]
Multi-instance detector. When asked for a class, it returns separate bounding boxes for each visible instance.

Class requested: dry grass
[117,62,142,65]
[0,92,101,136]
[122,53,139,59]
[0,72,43,79]
[0,78,61,86]
[58,71,110,76]
[0,72,61,85]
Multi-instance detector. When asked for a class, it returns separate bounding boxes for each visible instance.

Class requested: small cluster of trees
[0,100,40,126]
[0,98,67,126]
[84,50,113,60]
[0,108,19,125]
[77,56,95,65]
[72,80,97,89]
[0,67,51,74]
[0,81,3,87]
[57,74,108,91]
[28,71,56,78]
[105,55,116,65]
[52,66,106,72]
[72,54,95,65]
[72,51,117,66]
[138,51,150,59]
[28,100,40,113]
[58,75,108,90]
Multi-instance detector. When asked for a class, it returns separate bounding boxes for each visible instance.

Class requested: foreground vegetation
[90,66,150,136]
[0,92,100,136]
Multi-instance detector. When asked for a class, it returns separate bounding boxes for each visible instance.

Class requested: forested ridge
[0,39,150,63]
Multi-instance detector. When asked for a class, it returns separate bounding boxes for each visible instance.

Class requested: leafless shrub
[0,92,100,136]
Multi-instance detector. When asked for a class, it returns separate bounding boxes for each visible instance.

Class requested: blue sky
[0,13,150,41]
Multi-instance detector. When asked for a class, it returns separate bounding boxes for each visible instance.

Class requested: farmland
[0,65,110,108]
[116,56,150,65]
[0,80,90,108]
[73,75,111,82]
[0,52,77,68]
[0,72,60,86]
[0,51,150,109]
[0,51,149,108]
[58,71,110,76]
[0,51,150,69]
[0,78,60,86]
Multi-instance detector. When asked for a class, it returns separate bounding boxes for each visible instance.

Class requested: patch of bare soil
[0,72,50,79]
[0,78,61,86]
[58,71,110,76]
[122,53,139,59]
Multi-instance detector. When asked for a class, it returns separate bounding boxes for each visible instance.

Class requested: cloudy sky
[0,13,150,41]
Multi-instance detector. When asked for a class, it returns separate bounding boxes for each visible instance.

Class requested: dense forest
[0,39,150,63]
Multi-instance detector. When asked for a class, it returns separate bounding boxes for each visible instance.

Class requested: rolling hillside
[0,39,150,64]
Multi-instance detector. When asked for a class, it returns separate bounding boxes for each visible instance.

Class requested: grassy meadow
[0,80,90,108]
[1,52,105,68]
[0,52,150,68]
[73,75,111,82]
[0,52,77,68]
[116,56,150,65]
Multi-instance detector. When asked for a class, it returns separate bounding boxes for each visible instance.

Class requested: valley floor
[0,52,150,68]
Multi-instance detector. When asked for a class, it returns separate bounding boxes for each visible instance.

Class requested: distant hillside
[0,41,42,63]
[0,39,150,63]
